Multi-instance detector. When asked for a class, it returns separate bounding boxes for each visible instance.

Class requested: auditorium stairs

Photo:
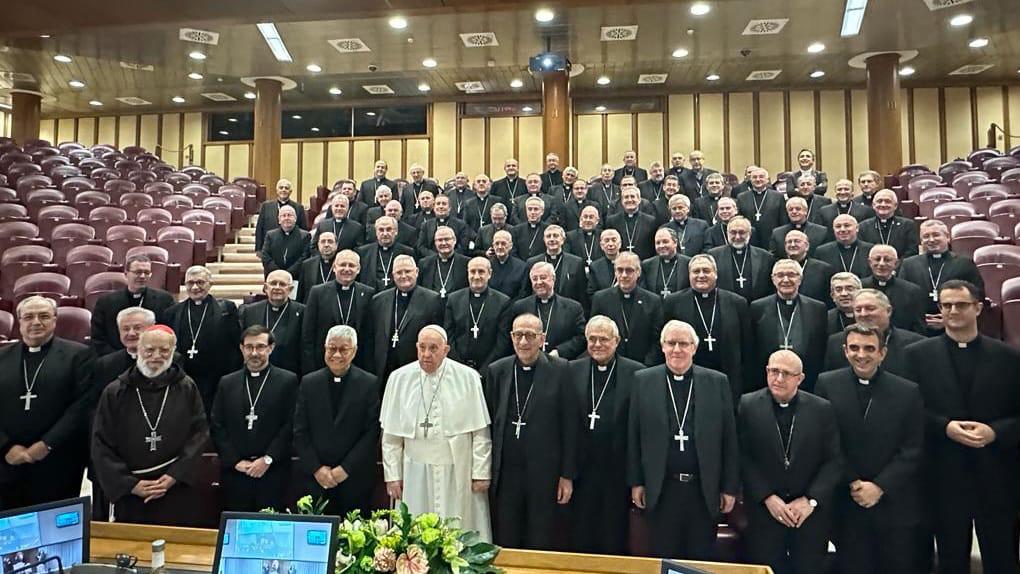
[206,218,266,304]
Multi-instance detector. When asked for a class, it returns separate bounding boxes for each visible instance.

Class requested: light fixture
[535,8,555,22]
[244,91,257,99]
[595,105,607,112]
[172,96,186,103]
[706,73,720,81]
[950,14,973,27]
[366,111,377,116]
[68,80,85,88]
[672,47,689,58]
[306,63,322,73]
[596,75,611,85]
[899,66,915,76]
[807,42,825,54]
[690,2,711,16]
[422,57,437,68]
[310,127,320,132]
[329,87,342,95]
[510,78,524,88]
[388,16,408,29]
[39,34,51,39]
[292,114,302,120]
[188,51,207,61]
[256,22,293,62]
[810,70,826,78]
[219,130,229,136]
[840,0,868,37]
[0,103,10,110]
[188,72,204,80]
[88,100,103,107]
[522,106,533,112]
[53,54,72,63]
[968,37,989,48]
[418,82,431,92]
[228,117,238,122]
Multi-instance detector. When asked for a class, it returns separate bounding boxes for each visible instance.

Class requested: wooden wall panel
[352,140,376,182]
[77,117,96,147]
[280,142,299,191]
[300,142,324,204]
[488,118,514,176]
[758,92,786,177]
[818,90,847,185]
[517,116,543,176]
[432,103,457,180]
[900,89,910,163]
[118,116,137,149]
[326,141,351,187]
[406,140,430,176]
[637,113,664,166]
[727,93,754,175]
[667,95,695,155]
[576,114,603,178]
[788,91,815,170]
[605,114,632,168]
[699,94,725,171]
[182,113,203,166]
[976,87,1004,149]
[1009,86,1020,143]
[57,118,75,143]
[459,118,486,176]
[161,113,182,167]
[227,144,250,182]
[378,140,403,177]
[39,119,55,145]
[850,90,869,177]
[139,114,159,151]
[203,145,225,177]
[0,112,5,139]
[913,88,941,171]
[97,117,117,146]
[944,87,973,161]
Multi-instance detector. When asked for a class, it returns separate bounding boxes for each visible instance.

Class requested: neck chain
[581,231,596,266]
[506,177,519,200]
[417,362,447,438]
[264,301,289,334]
[436,257,456,297]
[775,413,797,469]
[474,195,489,224]
[776,300,800,350]
[732,248,749,288]
[187,301,210,358]
[526,224,542,253]
[623,216,639,250]
[244,368,271,430]
[512,365,536,439]
[665,373,695,451]
[319,260,334,284]
[391,291,412,347]
[659,257,679,296]
[136,386,171,452]
[876,219,893,245]
[378,248,396,286]
[536,297,556,343]
[588,360,616,430]
[838,244,859,273]
[468,292,487,339]
[751,190,768,222]
[693,291,718,351]
[20,355,47,411]
[927,257,946,302]
[334,286,356,325]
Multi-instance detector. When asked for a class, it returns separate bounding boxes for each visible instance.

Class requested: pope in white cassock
[381,324,493,541]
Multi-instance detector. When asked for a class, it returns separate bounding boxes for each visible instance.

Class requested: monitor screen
[660,561,712,574]
[0,497,90,574]
[213,513,340,574]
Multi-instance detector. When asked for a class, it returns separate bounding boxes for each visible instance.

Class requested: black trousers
[933,499,1019,574]
[305,476,372,519]
[0,455,83,511]
[836,503,918,574]
[493,462,560,550]
[114,484,207,527]
[220,462,291,513]
[644,477,716,561]
[746,503,831,574]
[570,464,629,555]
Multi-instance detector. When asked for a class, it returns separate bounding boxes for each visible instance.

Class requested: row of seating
[0,304,91,344]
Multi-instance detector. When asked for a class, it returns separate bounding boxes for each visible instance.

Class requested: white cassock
[380,358,493,541]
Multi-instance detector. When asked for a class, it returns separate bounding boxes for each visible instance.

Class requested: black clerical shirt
[587,362,617,450]
[771,393,799,493]
[730,247,753,300]
[327,372,347,417]
[503,362,536,466]
[944,333,980,410]
[666,369,699,475]
[694,290,723,372]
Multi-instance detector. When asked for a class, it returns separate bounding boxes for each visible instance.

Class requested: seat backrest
[182,208,215,223]
[38,204,79,220]
[202,196,232,209]
[0,221,40,239]
[106,224,147,242]
[83,271,128,296]
[157,225,195,242]
[74,190,112,208]
[950,220,999,239]
[89,206,128,222]
[66,244,114,264]
[54,306,92,344]
[137,207,173,223]
[119,192,154,209]
[15,174,53,195]
[918,188,957,203]
[144,181,175,196]
[25,188,66,205]
[0,203,28,218]
[104,179,137,194]
[126,245,169,263]
[0,309,13,340]
[968,183,1011,200]
[973,244,1020,265]
[1,244,53,265]
[933,202,976,217]
[52,222,96,241]
[14,272,71,300]
[162,194,195,208]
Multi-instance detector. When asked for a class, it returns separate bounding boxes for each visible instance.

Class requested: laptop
[0,497,91,574]
[212,513,341,574]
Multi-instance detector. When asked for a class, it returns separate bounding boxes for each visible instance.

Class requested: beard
[137,355,172,379]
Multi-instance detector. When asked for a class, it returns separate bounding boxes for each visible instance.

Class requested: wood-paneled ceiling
[1,0,1018,115]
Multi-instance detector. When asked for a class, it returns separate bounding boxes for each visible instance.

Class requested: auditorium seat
[967,148,1001,169]
[83,271,128,311]
[128,169,158,187]
[143,181,175,201]
[137,207,174,238]
[0,245,56,299]
[0,221,41,258]
[202,196,234,229]
[0,151,33,172]
[1001,277,1020,350]
[125,245,172,290]
[905,175,944,203]
[25,188,68,220]
[65,244,114,298]
[974,244,1020,305]
[37,205,81,240]
[162,194,195,220]
[983,156,1020,181]
[39,155,71,175]
[105,224,147,265]
[60,176,97,199]
[55,306,92,344]
[90,144,117,158]
[77,158,105,174]
[951,171,990,200]
[67,149,93,165]
[0,203,29,222]
[932,202,977,232]
[88,206,129,238]
[0,187,17,203]
[118,192,154,220]
[103,179,136,203]
[73,190,112,218]
[29,146,60,163]
[917,188,958,219]
[0,309,13,340]
[121,145,146,157]
[181,166,206,180]
[950,220,1001,258]
[937,160,973,184]
[50,223,97,266]
[166,172,192,191]
[90,167,122,185]
[968,183,1011,216]
[49,165,83,186]
[199,174,225,190]
[58,142,85,154]
[182,209,217,255]
[8,163,44,183]
[114,160,143,178]
[182,183,211,204]
[13,272,71,302]
[157,225,197,269]
[218,185,246,212]
[14,173,53,198]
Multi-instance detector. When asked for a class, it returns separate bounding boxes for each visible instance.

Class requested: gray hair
[830,272,862,290]
[854,288,892,309]
[530,261,555,275]
[185,265,212,280]
[117,306,156,327]
[689,253,717,271]
[797,173,817,185]
[278,205,297,216]
[773,258,804,277]
[16,295,58,318]
[490,202,508,215]
[660,319,700,347]
[586,315,620,338]
[326,325,358,347]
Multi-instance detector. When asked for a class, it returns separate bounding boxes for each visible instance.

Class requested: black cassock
[568,356,641,554]
[628,365,740,560]
[443,287,512,373]
[795,258,836,307]
[475,223,512,256]
[815,368,924,574]
[857,216,919,260]
[239,299,305,375]
[750,294,828,391]
[585,258,615,301]
[826,308,855,336]
[295,255,334,303]
[904,335,1020,574]
[589,286,663,365]
[369,287,444,381]
[640,254,691,299]
[211,366,299,512]
[260,227,311,276]
[418,253,470,300]
[735,188,787,250]
[255,199,308,252]
[768,222,830,259]
[561,198,602,232]
[897,251,984,320]
[301,281,375,374]
[489,256,527,301]
[316,217,365,252]
[0,338,94,510]
[91,365,209,526]
[606,211,657,261]
[90,287,175,356]
[738,389,843,574]
[399,179,440,217]
[164,296,242,412]
[814,240,874,279]
[860,276,926,334]
[483,354,580,550]
[356,242,415,292]
[524,252,588,308]
[510,221,549,261]
[417,217,471,258]
[818,201,874,230]
[823,327,924,380]
[707,244,775,303]
[293,366,380,517]
[507,294,586,360]
[564,228,605,265]
[661,218,709,257]
[663,288,752,400]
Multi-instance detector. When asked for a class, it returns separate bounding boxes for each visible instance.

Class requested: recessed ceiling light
[968,37,989,48]
[219,130,229,136]
[807,42,825,54]
[53,54,72,63]
[418,82,431,92]
[228,118,238,122]
[256,22,293,62]
[188,51,207,61]
[188,72,204,80]
[706,73,720,81]
[292,114,302,119]
[306,63,322,73]
[422,57,437,68]
[810,70,826,78]
[366,111,377,116]
[310,127,320,132]
[39,34,51,39]
[329,87,342,95]
[68,80,85,88]
[172,96,185,103]
[950,14,973,27]
[595,105,607,112]
[596,75,611,85]
[672,48,689,58]
[522,106,534,112]
[244,91,257,99]
[690,2,711,16]
[899,66,915,76]
[510,78,524,88]
[88,100,103,107]
[388,16,408,29]
[535,8,555,22]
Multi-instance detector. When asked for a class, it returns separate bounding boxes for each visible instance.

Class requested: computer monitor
[212,513,341,574]
[0,497,91,574]
[660,560,712,574]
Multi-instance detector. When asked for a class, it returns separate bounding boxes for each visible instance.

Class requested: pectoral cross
[587,411,601,430]
[245,408,259,430]
[660,287,671,297]
[585,257,592,266]
[20,391,37,411]
[391,332,400,348]
[440,288,447,298]
[512,418,527,439]
[187,347,199,359]
[755,213,761,221]
[704,334,717,352]
[382,276,391,286]
[627,242,635,251]
[144,430,162,452]
[736,275,747,288]
[930,289,938,302]
[419,419,435,437]
[470,325,480,339]
[780,342,794,350]
[673,429,689,451]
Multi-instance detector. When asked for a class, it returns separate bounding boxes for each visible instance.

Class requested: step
[210,285,263,299]
[213,273,266,285]
[207,262,265,274]
[237,235,255,244]
[222,252,262,263]
[238,227,255,237]
[223,243,257,254]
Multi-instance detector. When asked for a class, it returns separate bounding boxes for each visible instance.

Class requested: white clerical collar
[671,374,684,381]
[622,292,632,299]
[340,284,351,291]
[131,292,143,299]
[399,290,411,297]
[128,352,137,359]
[778,401,791,408]
[626,212,637,218]
[957,341,968,348]
[596,364,609,371]
[28,346,42,353]
[270,306,281,312]
[858,378,870,385]
[472,291,484,297]
[249,371,261,377]
[877,279,889,287]
[783,297,795,305]
[539,298,551,304]
[521,365,533,371]
[931,252,943,259]
[332,375,343,383]
[733,247,745,254]
[191,299,205,306]
[700,291,711,298]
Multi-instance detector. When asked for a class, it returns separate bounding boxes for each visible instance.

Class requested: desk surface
[91,523,772,574]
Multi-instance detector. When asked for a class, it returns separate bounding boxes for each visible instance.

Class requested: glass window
[207,112,254,142]
[352,105,427,137]
[282,108,352,139]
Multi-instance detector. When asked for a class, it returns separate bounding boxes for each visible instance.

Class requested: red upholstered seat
[65,244,114,298]
[182,183,211,204]
[952,171,990,200]
[162,194,195,220]
[60,176,97,199]
[157,225,196,269]
[0,202,28,222]
[0,152,33,173]
[950,220,1001,258]
[1001,277,1020,350]
[8,163,44,184]
[90,167,122,185]
[182,209,216,255]
[13,272,71,302]
[90,144,117,158]
[122,145,146,157]
[118,192,154,220]
[906,175,944,202]
[83,271,127,311]
[39,155,71,175]
[974,244,1020,305]
[1,245,55,299]
[137,207,173,238]
[166,172,192,191]
[967,148,1001,169]
[88,206,129,238]
[73,190,111,218]
[0,187,17,203]
[932,202,977,232]
[49,165,83,186]
[218,186,246,211]
[77,158,105,175]
[58,142,85,155]
[983,156,1020,181]
[37,204,81,240]
[25,188,68,220]
[114,159,142,178]
[55,306,92,344]
[917,188,958,219]
[29,147,60,163]
[14,173,53,198]
[67,149,94,165]
[938,160,973,185]
[0,221,41,258]
[202,196,233,226]
[105,224,147,265]
[199,174,225,190]
[128,170,158,187]
[126,245,171,290]
[103,179,137,203]
[0,309,13,340]
[51,222,96,266]
[181,166,206,180]
[968,183,1012,216]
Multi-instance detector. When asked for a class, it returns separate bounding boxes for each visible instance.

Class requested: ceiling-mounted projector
[529,52,569,73]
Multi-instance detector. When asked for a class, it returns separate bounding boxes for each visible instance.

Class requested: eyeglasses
[20,312,55,322]
[326,345,355,355]
[127,269,152,276]
[242,343,272,353]
[938,301,978,311]
[511,331,542,342]
[186,279,210,287]
[586,335,616,345]
[766,367,801,379]
[662,340,696,349]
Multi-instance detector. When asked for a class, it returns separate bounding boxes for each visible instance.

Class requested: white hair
[185,265,211,280]
[660,320,700,347]
[585,315,620,338]
[116,306,156,327]
[326,325,358,347]
[16,295,58,318]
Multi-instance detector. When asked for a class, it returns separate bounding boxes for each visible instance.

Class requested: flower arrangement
[274,496,502,574]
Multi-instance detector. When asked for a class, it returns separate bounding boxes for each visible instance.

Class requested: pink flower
[395,545,428,574]
[372,547,396,572]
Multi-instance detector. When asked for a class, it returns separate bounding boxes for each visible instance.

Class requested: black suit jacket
[708,244,775,302]
[590,286,663,365]
[355,243,415,292]
[444,288,512,372]
[750,294,828,390]
[462,194,507,233]
[586,258,616,301]
[802,195,833,226]
[703,222,728,251]
[823,327,924,379]
[815,368,923,525]
[540,170,564,194]
[512,193,565,227]
[398,179,441,217]
[446,187,474,220]
[484,353,579,490]
[474,224,512,256]
[860,276,926,333]
[628,365,740,514]
[768,222,830,259]
[570,355,643,471]
[261,227,311,276]
[300,281,375,374]
[365,220,417,249]
[358,177,397,206]
[679,168,718,200]
[417,217,471,258]
[90,287,175,356]
[606,211,657,261]
[637,178,665,203]
[587,180,620,216]
[418,253,470,299]
[660,218,709,257]
[369,287,445,377]
[691,194,722,224]
[315,217,364,252]
[561,198,603,232]
[491,176,526,206]
[564,229,604,264]
[211,366,299,467]
[164,296,242,389]
[796,258,837,306]
[524,252,588,307]
[489,256,527,300]
[814,240,874,278]
[296,255,333,303]
[508,295,586,359]
[818,201,875,230]
[510,221,549,261]
[238,299,305,375]
[614,166,649,185]
[735,188,787,249]
[897,251,984,315]
[255,199,307,251]
[292,366,380,499]
[784,170,829,196]
[640,254,691,297]
[857,216,919,259]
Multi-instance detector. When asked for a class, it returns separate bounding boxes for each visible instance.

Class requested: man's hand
[962,421,996,446]
[471,480,490,493]
[947,420,994,448]
[556,477,573,504]
[850,480,884,508]
[764,495,797,528]
[4,445,32,466]
[26,442,49,462]
[386,480,403,500]
[720,493,736,514]
[789,497,815,527]
[330,465,349,484]
[631,486,647,509]
[235,460,253,473]
[131,479,168,502]
[314,466,338,489]
[247,458,270,478]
